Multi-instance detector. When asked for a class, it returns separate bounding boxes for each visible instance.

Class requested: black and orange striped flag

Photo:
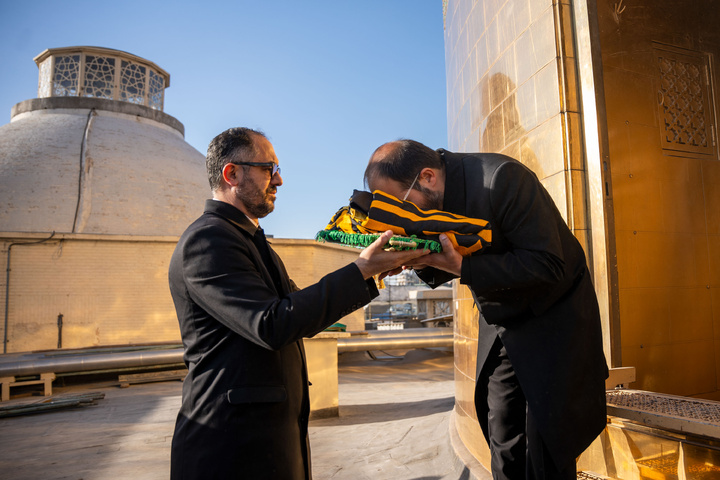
[318,190,491,256]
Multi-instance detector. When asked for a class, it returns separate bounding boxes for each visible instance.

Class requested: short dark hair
[364,139,444,189]
[206,127,267,191]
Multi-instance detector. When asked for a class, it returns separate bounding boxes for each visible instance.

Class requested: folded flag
[316,190,491,256]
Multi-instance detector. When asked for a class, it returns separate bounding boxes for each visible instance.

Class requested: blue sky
[0,1,448,239]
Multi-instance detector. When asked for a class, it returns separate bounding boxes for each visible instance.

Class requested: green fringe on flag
[315,230,442,253]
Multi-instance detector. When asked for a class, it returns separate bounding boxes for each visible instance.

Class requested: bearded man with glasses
[168,127,427,479]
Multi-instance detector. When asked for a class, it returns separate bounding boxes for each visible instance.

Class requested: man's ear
[420,167,439,189]
[221,163,241,187]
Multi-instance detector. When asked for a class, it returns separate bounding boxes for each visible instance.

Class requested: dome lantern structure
[0,46,208,237]
[34,46,170,111]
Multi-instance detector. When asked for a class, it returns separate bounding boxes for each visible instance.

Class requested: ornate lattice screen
[655,43,717,158]
[35,48,168,111]
[83,55,116,100]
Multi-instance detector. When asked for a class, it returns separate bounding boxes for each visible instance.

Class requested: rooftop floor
[0,348,459,480]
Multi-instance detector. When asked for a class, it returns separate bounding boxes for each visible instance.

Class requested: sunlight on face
[235,135,283,219]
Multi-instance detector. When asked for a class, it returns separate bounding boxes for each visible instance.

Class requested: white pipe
[337,335,453,353]
[0,330,453,377]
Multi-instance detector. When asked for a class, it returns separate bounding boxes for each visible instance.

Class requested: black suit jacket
[168,200,378,479]
[419,150,608,466]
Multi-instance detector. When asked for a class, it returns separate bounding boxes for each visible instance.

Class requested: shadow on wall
[480,72,544,179]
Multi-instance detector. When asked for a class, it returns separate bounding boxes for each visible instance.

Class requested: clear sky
[0,1,448,239]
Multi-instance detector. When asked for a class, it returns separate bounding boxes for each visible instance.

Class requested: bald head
[369,141,402,164]
[364,139,445,210]
[364,139,444,190]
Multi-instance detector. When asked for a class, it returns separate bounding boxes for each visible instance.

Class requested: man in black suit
[364,140,608,480]
[168,128,427,479]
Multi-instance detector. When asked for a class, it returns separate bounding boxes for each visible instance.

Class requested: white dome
[0,97,208,236]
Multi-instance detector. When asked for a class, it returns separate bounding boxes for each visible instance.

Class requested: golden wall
[0,234,363,354]
[452,280,492,467]
[445,0,588,236]
[597,0,720,399]
[445,0,720,474]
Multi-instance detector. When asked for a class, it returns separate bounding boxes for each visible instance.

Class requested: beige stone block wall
[271,239,365,331]
[0,235,366,354]
[0,235,179,353]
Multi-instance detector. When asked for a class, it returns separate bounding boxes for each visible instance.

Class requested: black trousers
[475,338,576,480]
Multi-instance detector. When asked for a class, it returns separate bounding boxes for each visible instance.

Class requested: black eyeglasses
[230,162,281,177]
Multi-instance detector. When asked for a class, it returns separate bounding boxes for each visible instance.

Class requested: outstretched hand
[405,234,463,277]
[354,231,432,280]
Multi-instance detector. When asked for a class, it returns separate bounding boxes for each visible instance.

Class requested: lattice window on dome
[656,44,717,158]
[120,60,147,105]
[53,55,80,97]
[83,55,116,100]
[38,58,53,98]
[148,69,165,110]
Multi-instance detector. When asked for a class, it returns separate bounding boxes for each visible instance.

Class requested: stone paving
[311,349,458,479]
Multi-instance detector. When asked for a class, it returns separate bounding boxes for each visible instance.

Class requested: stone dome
[0,47,209,236]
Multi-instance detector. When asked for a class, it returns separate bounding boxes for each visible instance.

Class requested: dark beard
[246,196,274,219]
[417,184,443,211]
[237,175,276,219]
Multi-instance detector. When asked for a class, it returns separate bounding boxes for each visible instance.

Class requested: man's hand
[405,234,463,277]
[354,231,432,280]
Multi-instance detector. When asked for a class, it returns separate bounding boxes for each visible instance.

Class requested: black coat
[168,200,377,479]
[419,150,608,466]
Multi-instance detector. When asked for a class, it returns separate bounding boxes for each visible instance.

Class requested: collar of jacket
[437,149,467,216]
[203,199,259,237]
